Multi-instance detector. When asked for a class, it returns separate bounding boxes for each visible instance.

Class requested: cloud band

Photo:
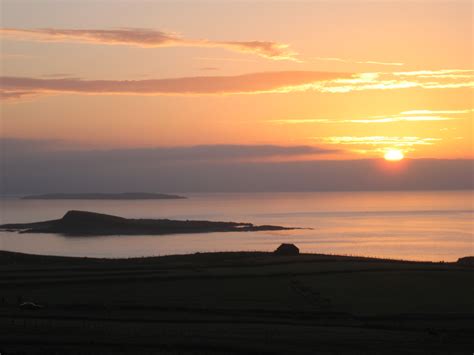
[0,27,298,61]
[1,69,472,101]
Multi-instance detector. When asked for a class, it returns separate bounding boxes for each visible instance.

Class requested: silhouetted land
[0,250,472,354]
[21,192,186,200]
[0,210,296,236]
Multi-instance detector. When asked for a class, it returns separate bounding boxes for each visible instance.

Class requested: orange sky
[1,0,473,160]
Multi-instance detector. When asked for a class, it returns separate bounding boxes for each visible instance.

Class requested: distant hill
[0,210,295,236]
[21,193,186,200]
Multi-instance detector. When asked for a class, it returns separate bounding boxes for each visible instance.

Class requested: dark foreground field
[0,250,473,354]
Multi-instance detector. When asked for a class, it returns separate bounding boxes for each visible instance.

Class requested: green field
[0,250,473,354]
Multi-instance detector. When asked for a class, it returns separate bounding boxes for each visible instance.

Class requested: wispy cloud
[271,116,455,124]
[2,69,472,102]
[312,136,442,156]
[0,71,350,100]
[400,109,473,115]
[314,57,404,66]
[315,136,442,155]
[313,70,474,93]
[393,69,474,77]
[270,108,472,125]
[318,136,441,147]
[195,56,259,63]
[0,27,298,61]
[270,119,333,124]
[343,116,454,123]
[0,90,37,101]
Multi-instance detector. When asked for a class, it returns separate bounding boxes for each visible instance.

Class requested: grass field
[0,250,473,354]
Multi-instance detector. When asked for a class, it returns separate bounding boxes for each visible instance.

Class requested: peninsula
[21,192,186,200]
[0,210,296,236]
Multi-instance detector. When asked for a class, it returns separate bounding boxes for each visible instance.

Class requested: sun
[384,149,404,161]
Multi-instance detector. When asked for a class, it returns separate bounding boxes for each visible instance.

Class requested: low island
[0,210,296,236]
[21,192,186,200]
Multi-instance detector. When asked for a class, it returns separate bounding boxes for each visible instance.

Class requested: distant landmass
[0,210,296,236]
[21,192,186,200]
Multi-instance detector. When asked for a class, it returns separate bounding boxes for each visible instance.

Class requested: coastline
[0,191,472,262]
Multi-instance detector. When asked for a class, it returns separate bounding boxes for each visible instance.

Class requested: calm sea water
[0,191,472,261]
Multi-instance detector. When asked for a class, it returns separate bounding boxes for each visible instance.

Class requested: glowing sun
[384,149,404,161]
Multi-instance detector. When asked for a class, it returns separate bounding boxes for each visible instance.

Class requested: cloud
[319,136,440,146]
[314,57,404,66]
[2,69,472,102]
[41,73,76,78]
[0,137,86,153]
[1,139,338,161]
[0,90,37,101]
[271,116,454,124]
[0,138,61,153]
[0,71,350,100]
[270,119,333,124]
[314,70,474,93]
[195,56,259,63]
[393,69,474,77]
[316,136,441,154]
[270,108,472,125]
[90,144,339,161]
[217,40,298,61]
[360,61,404,66]
[400,109,473,115]
[1,140,472,193]
[338,116,454,123]
[0,27,298,61]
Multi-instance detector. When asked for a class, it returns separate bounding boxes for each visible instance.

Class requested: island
[21,192,186,200]
[0,210,296,236]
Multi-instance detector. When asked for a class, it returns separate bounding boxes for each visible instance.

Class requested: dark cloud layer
[1,139,336,160]
[1,139,472,194]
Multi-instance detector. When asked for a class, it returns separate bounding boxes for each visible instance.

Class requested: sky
[0,0,473,193]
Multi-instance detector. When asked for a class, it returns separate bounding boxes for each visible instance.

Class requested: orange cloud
[0,71,350,100]
[315,70,474,93]
[315,136,442,155]
[270,108,472,125]
[2,69,472,101]
[319,136,441,146]
[0,27,298,61]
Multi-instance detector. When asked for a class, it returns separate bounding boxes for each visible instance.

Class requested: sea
[0,191,472,262]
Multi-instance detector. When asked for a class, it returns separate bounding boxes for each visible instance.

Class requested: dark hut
[274,243,299,256]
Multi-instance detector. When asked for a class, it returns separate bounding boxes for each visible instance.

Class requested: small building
[274,243,299,256]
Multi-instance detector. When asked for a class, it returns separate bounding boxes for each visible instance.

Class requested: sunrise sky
[0,0,473,193]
